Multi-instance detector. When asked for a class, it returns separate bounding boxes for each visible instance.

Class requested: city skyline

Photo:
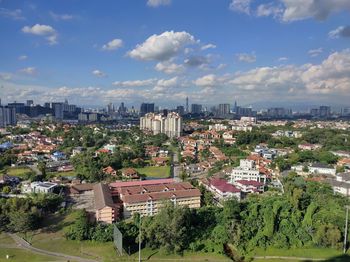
[1,0,350,107]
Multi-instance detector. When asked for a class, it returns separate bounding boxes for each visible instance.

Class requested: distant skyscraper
[186,97,189,113]
[140,112,182,138]
[51,102,64,120]
[218,103,231,116]
[26,100,34,107]
[0,106,16,127]
[140,103,155,116]
[191,104,202,114]
[44,102,51,108]
[177,106,185,116]
[319,106,331,118]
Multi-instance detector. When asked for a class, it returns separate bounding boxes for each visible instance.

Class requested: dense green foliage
[236,131,272,146]
[65,210,113,242]
[0,194,63,233]
[0,151,17,170]
[119,175,349,257]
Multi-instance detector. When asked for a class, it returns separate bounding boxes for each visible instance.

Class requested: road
[171,150,181,182]
[8,233,98,262]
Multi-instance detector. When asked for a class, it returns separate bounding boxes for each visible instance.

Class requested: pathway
[7,233,98,262]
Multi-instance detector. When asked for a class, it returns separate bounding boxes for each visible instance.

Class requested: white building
[329,172,350,197]
[309,163,336,176]
[22,182,58,194]
[230,159,266,184]
[140,112,182,138]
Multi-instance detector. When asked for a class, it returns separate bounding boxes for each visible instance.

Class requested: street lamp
[344,205,350,254]
[139,214,142,262]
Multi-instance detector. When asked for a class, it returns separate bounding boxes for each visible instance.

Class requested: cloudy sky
[0,0,350,109]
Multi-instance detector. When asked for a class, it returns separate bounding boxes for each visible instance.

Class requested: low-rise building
[94,183,119,224]
[327,172,350,197]
[230,159,266,184]
[117,181,201,218]
[309,163,336,176]
[201,177,241,201]
[22,182,58,194]
[233,180,264,194]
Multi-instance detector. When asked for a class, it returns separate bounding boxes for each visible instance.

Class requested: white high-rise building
[140,112,182,138]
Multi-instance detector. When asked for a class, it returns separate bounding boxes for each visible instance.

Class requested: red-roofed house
[201,177,241,201]
[103,166,118,176]
[234,180,264,194]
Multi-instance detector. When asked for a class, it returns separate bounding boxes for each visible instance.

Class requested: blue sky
[0,0,350,109]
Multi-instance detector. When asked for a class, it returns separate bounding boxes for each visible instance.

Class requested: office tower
[51,102,64,120]
[342,107,350,116]
[7,102,25,114]
[118,102,127,115]
[140,112,182,138]
[140,103,155,116]
[319,106,331,117]
[177,106,185,116]
[267,108,292,118]
[191,104,202,114]
[218,103,231,116]
[26,100,34,107]
[0,106,16,127]
[186,97,189,113]
[233,101,237,113]
[44,102,51,108]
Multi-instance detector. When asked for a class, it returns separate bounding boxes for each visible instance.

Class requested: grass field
[0,248,59,262]
[0,233,15,245]
[47,170,77,178]
[126,247,231,261]
[136,165,170,178]
[251,247,350,261]
[0,167,33,177]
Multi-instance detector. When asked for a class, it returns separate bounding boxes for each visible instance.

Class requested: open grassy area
[0,167,33,178]
[124,247,231,261]
[136,165,170,178]
[251,247,350,260]
[0,233,15,245]
[47,170,77,178]
[26,211,120,262]
[0,248,59,262]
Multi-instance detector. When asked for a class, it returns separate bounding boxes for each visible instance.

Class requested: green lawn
[136,165,170,178]
[252,247,350,260]
[0,167,33,178]
[0,233,15,245]
[47,170,77,178]
[0,248,59,262]
[27,211,120,262]
[125,247,231,261]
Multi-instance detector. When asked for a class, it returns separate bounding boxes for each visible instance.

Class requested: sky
[0,0,350,110]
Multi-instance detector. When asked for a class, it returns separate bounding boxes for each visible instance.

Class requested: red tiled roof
[210,178,240,193]
[122,188,201,204]
[110,178,174,188]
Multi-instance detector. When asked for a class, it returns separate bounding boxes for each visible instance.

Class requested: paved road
[8,233,98,262]
[171,150,181,182]
[253,256,325,261]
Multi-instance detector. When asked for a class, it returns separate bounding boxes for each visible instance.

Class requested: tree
[65,210,90,241]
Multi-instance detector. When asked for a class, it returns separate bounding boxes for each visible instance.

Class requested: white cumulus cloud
[236,53,256,63]
[329,26,350,39]
[112,78,157,87]
[155,61,184,74]
[22,24,57,45]
[308,48,323,57]
[229,0,251,15]
[92,70,107,78]
[102,39,123,51]
[147,0,171,7]
[19,67,37,75]
[128,31,196,61]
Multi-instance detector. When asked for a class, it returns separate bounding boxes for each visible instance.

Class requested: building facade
[140,112,183,138]
[229,159,266,184]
